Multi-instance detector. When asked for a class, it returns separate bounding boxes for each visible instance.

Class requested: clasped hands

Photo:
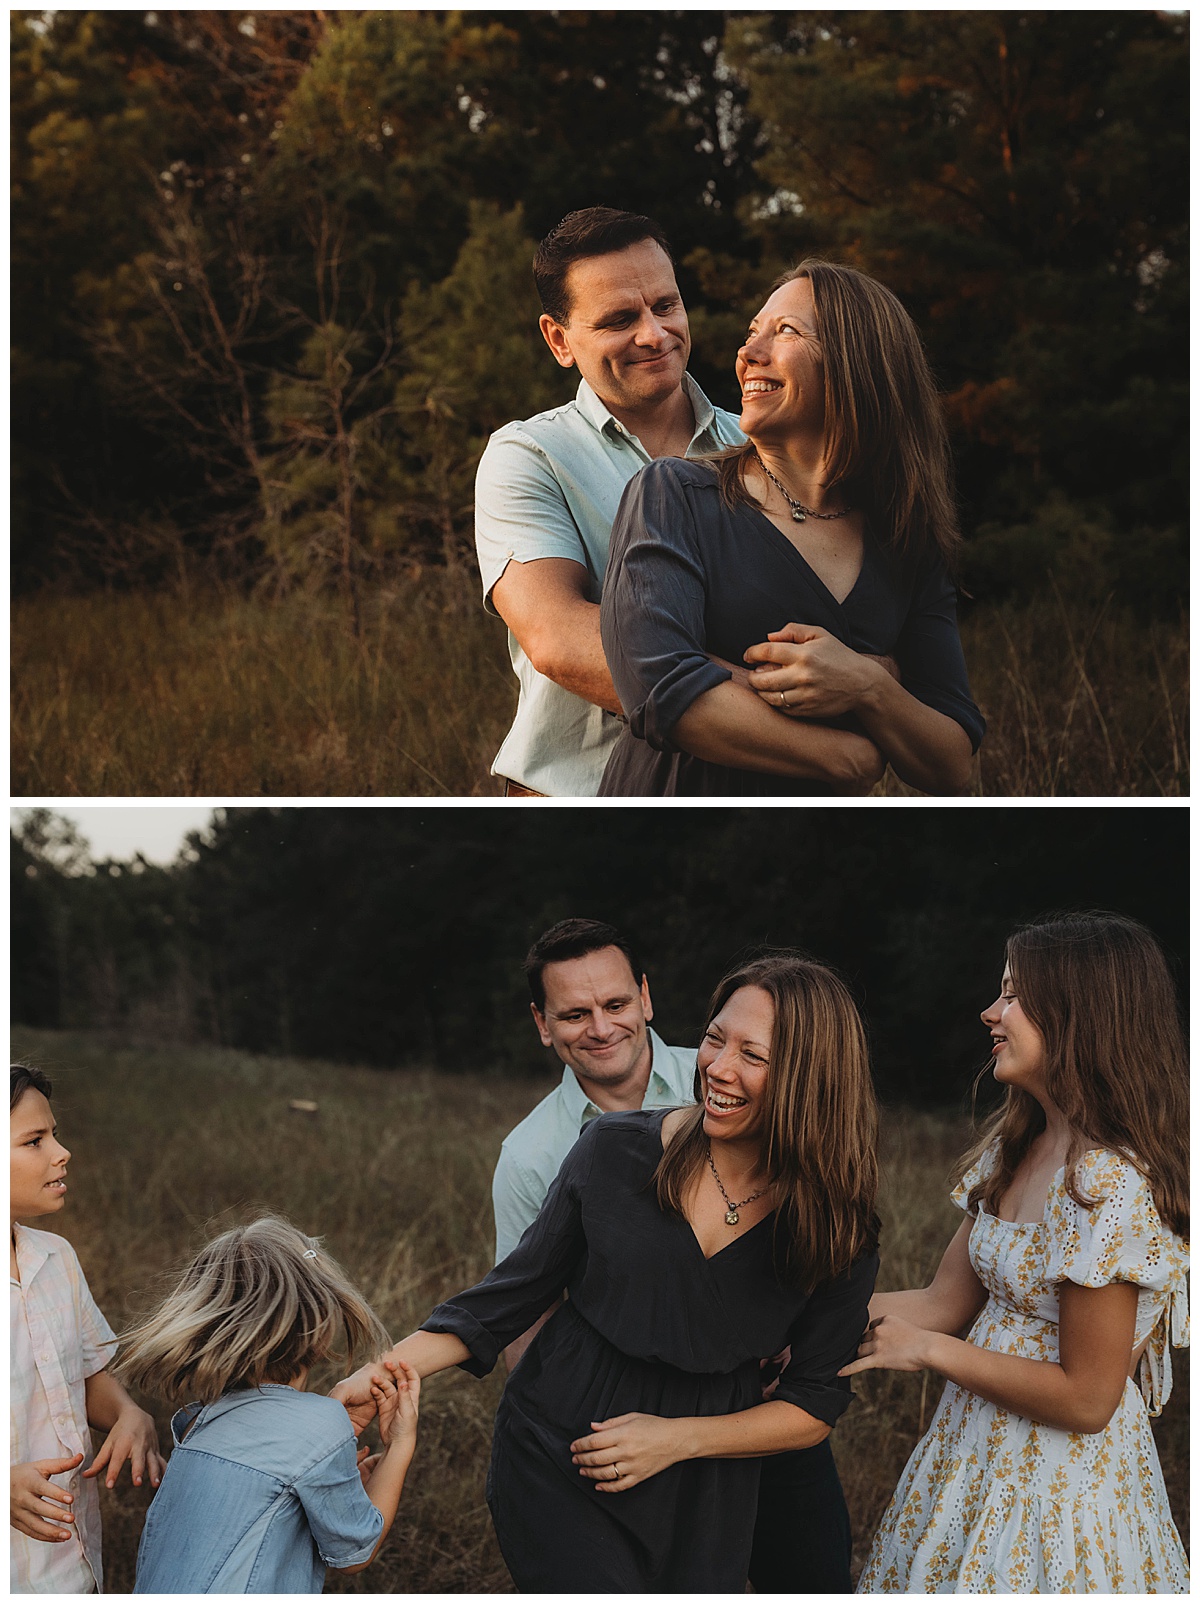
[744,624,900,719]
[331,1357,421,1457]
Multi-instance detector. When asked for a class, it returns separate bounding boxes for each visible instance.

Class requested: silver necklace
[706,1144,769,1226]
[756,453,852,523]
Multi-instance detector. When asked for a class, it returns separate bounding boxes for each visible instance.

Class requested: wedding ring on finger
[779,691,788,708]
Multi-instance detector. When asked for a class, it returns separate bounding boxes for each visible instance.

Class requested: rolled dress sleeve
[893,553,986,752]
[475,429,594,611]
[772,1252,879,1425]
[600,460,730,748]
[421,1119,600,1375]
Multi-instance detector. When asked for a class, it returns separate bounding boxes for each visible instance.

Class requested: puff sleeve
[951,1143,999,1213]
[1043,1149,1189,1414]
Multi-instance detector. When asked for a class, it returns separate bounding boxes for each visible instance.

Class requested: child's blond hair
[117,1215,390,1404]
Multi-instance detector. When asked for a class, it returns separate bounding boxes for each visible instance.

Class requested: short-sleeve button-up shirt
[491,1028,697,1263]
[10,1224,117,1594]
[474,373,744,797]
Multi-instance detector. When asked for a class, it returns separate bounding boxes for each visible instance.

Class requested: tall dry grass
[9,1029,1188,1592]
[11,578,1188,797]
[11,570,514,797]
[881,592,1189,796]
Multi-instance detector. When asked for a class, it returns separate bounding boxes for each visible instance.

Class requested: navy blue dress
[421,1110,877,1593]
[598,457,985,795]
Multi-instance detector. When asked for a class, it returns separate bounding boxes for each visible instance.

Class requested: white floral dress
[858,1147,1189,1593]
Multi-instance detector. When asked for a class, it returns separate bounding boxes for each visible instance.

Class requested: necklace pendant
[725,1209,740,1226]
[792,507,806,522]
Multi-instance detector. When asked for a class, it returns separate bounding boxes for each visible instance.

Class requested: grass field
[11,578,1188,797]
[10,1029,1189,1592]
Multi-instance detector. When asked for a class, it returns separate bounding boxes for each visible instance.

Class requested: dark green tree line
[13,11,1187,610]
[11,808,1188,1105]
[12,10,757,589]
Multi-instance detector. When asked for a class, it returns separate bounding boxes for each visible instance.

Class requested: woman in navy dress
[334,954,880,1592]
[599,260,985,796]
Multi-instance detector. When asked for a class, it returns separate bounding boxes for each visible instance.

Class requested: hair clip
[302,1248,318,1259]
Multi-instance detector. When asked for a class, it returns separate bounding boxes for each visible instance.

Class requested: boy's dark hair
[11,1064,53,1111]
[524,918,645,1012]
[533,207,674,327]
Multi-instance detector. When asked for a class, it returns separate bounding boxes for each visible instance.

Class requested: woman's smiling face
[981,968,1047,1091]
[736,276,826,444]
[697,985,774,1141]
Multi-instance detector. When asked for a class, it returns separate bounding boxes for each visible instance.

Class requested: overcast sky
[12,807,216,865]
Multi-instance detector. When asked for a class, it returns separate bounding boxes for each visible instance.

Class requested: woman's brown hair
[959,912,1189,1238]
[714,259,960,566]
[655,954,880,1291]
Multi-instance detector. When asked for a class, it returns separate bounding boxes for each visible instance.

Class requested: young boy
[11,1064,165,1593]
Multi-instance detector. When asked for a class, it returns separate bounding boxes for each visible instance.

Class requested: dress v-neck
[747,503,869,611]
[649,1107,776,1263]
[682,1206,776,1263]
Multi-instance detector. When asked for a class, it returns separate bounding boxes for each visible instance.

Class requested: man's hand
[11,1454,82,1542]
[865,653,902,683]
[570,1412,686,1493]
[83,1404,165,1490]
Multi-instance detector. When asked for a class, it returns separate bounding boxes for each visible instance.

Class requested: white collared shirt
[10,1224,117,1594]
[491,1027,697,1263]
[474,373,744,796]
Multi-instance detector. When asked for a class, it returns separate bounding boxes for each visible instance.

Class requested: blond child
[119,1215,416,1593]
[10,1063,165,1593]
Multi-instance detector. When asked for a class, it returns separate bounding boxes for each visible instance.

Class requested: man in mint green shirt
[475,206,744,797]
[491,918,696,1367]
[488,918,855,1590]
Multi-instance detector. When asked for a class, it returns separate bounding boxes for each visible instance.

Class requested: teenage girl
[846,912,1189,1592]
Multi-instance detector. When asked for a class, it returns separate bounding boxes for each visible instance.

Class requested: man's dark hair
[11,1063,53,1111]
[533,207,674,327]
[524,918,645,1012]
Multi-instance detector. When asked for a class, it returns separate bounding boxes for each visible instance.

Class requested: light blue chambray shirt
[133,1386,384,1594]
[475,373,744,797]
[492,1027,698,1263]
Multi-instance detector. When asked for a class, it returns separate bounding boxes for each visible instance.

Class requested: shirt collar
[574,372,716,450]
[11,1221,57,1286]
[559,1027,678,1130]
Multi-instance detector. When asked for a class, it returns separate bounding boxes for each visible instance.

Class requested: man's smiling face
[539,239,691,415]
[532,945,654,1096]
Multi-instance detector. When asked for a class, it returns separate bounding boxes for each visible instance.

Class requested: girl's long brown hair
[959,912,1189,1238]
[655,954,880,1291]
[714,259,960,567]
